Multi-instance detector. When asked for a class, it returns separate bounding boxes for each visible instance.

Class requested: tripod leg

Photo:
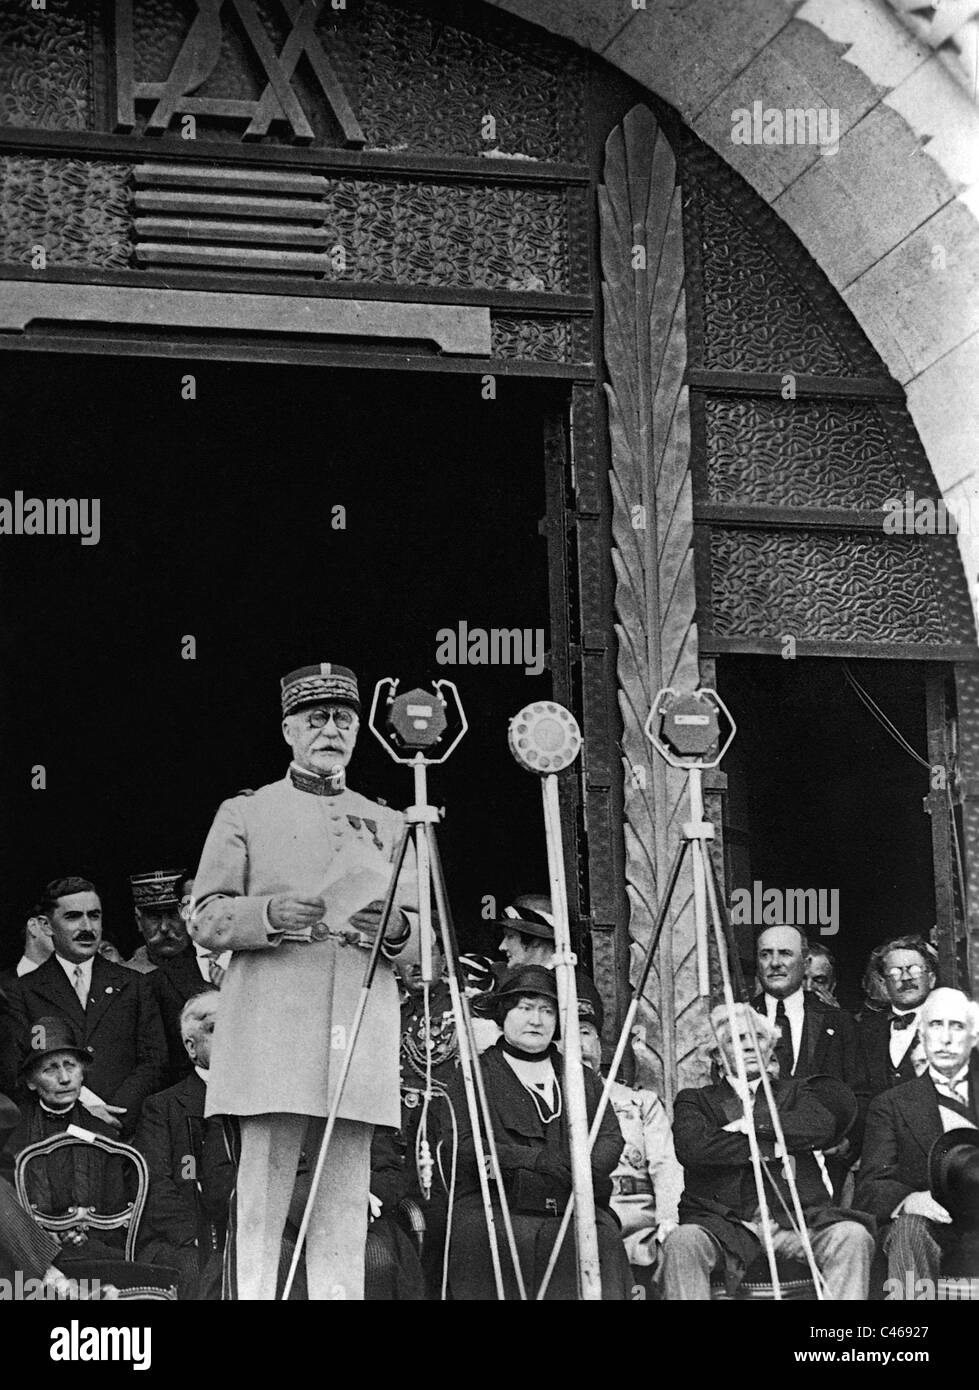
[541,775,602,1301]
[426,822,528,1301]
[690,835,784,1297]
[281,822,413,1301]
[702,850,828,1299]
[535,836,689,1301]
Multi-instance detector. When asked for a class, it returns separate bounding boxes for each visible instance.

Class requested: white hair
[920,987,979,1036]
[710,1001,777,1049]
[179,990,218,1042]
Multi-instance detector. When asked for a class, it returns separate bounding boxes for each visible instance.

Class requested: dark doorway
[715,656,940,1012]
[0,352,559,964]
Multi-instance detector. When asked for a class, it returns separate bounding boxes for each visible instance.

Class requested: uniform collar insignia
[289,762,346,797]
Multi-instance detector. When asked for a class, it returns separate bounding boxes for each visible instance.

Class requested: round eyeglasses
[303,706,357,731]
[882,964,928,982]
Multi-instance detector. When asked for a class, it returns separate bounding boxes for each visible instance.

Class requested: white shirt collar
[930,1063,970,1090]
[55,953,93,986]
[765,987,804,1020]
[16,955,41,976]
[193,1066,209,1085]
[194,942,231,980]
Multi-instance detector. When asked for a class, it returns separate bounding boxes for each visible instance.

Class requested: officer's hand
[269,894,326,932]
[349,900,408,942]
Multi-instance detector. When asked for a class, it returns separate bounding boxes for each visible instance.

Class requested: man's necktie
[774,999,794,1078]
[890,1012,916,1031]
[72,965,88,1008]
[207,955,225,988]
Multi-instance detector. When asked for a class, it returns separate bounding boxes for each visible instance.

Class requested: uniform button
[311,922,330,942]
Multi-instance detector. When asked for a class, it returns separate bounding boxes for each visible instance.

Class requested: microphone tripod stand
[535,687,827,1301]
[282,680,527,1301]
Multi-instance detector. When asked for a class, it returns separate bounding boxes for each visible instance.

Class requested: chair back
[14,1128,149,1262]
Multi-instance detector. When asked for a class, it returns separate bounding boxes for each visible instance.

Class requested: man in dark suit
[7,876,167,1136]
[753,925,870,1158]
[149,874,227,1086]
[857,987,979,1298]
[661,1002,873,1299]
[856,935,936,1099]
[0,902,53,990]
[135,990,227,1297]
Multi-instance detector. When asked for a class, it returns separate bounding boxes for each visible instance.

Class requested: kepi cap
[130,869,185,911]
[281,663,361,717]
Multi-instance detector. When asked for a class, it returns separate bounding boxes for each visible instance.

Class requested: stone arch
[481,0,979,617]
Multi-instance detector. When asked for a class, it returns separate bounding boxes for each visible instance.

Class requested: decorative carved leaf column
[600,106,706,1104]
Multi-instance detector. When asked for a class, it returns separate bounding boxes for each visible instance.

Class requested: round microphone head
[508,702,582,774]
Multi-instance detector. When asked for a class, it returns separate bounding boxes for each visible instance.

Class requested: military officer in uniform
[126,870,192,974]
[190,663,417,1300]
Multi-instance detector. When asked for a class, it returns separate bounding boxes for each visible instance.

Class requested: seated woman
[446,964,631,1300]
[4,1016,132,1261]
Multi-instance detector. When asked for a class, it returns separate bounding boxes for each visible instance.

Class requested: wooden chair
[14,1129,178,1299]
[711,1255,817,1301]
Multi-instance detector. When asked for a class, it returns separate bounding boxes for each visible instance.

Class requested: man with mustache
[753,925,870,1177]
[190,663,417,1300]
[126,869,191,974]
[6,876,167,1136]
[857,935,936,1099]
[857,987,979,1296]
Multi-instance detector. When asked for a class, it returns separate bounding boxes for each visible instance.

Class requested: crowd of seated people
[0,872,977,1300]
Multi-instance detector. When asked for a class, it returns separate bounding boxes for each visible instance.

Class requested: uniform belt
[283,922,367,946]
[614,1175,654,1198]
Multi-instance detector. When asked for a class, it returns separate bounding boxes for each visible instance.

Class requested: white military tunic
[192,772,416,1128]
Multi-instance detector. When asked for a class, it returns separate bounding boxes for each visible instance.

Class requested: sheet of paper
[321,864,403,930]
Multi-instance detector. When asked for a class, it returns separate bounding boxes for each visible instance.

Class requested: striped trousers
[885,1215,944,1293]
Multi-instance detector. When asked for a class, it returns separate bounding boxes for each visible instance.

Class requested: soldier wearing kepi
[190,663,417,1301]
[127,869,191,975]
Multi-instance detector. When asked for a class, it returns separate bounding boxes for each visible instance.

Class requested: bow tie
[890,1012,917,1031]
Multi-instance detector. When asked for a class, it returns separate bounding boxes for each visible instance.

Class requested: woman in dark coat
[446,965,630,1300]
[3,1016,131,1261]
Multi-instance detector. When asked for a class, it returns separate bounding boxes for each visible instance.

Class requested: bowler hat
[930,1128,979,1232]
[804,1074,859,1150]
[19,1015,93,1078]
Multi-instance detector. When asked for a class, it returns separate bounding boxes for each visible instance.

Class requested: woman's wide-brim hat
[930,1127,979,1232]
[19,1014,94,1078]
[492,899,556,942]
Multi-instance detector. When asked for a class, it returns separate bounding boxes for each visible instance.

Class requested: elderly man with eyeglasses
[190,663,417,1301]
